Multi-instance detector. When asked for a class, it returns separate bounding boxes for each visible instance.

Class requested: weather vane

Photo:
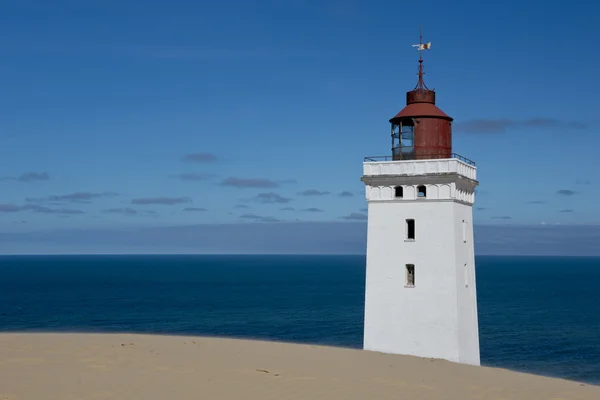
[411,26,431,62]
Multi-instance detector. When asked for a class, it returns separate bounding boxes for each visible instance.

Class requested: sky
[1,0,599,255]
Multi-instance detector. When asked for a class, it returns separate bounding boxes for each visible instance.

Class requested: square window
[406,219,415,240]
[406,264,415,287]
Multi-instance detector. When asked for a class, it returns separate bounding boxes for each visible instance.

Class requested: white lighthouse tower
[361,32,481,366]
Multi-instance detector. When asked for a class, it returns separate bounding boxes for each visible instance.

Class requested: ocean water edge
[0,254,598,385]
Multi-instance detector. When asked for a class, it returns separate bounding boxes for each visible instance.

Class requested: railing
[364,153,476,166]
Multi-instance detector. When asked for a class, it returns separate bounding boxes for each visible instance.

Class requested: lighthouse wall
[361,158,480,365]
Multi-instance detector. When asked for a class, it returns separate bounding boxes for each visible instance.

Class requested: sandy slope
[0,333,597,400]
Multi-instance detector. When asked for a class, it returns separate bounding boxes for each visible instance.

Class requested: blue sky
[1,0,599,254]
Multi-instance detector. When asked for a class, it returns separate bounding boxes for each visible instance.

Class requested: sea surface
[0,255,599,384]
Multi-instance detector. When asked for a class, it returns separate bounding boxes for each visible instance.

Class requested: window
[405,264,415,287]
[391,122,415,160]
[462,220,467,243]
[406,219,415,240]
[394,186,403,198]
[417,185,427,198]
[464,263,469,287]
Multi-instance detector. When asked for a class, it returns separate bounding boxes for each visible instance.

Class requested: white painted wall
[367,182,467,202]
[453,203,480,365]
[362,158,480,366]
[363,158,477,181]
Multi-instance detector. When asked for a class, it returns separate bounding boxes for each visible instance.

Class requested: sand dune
[0,333,597,400]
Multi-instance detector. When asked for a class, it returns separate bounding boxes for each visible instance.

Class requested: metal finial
[411,26,432,91]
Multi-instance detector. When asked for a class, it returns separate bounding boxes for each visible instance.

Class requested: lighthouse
[361,31,480,366]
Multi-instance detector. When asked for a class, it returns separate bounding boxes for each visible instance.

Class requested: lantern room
[390,46,453,161]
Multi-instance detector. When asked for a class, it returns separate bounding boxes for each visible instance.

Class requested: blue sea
[0,255,599,385]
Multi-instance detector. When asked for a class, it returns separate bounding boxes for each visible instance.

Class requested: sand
[0,333,597,400]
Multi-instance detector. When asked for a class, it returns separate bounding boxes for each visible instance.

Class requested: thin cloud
[131,196,192,205]
[301,208,323,212]
[234,205,250,209]
[280,207,295,211]
[221,177,279,188]
[102,208,159,217]
[359,208,368,212]
[559,209,574,213]
[576,180,592,185]
[491,216,512,220]
[0,204,23,213]
[340,212,367,220]
[252,193,292,204]
[181,152,218,163]
[0,203,84,215]
[339,191,354,197]
[24,204,84,215]
[297,189,330,196]
[26,191,118,204]
[103,207,138,215]
[526,201,546,204]
[182,207,207,212]
[18,172,50,182]
[239,213,280,223]
[171,172,217,181]
[0,172,50,182]
[476,207,488,211]
[454,118,587,134]
[556,189,577,196]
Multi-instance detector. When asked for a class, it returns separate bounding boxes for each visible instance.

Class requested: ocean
[0,255,598,384]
